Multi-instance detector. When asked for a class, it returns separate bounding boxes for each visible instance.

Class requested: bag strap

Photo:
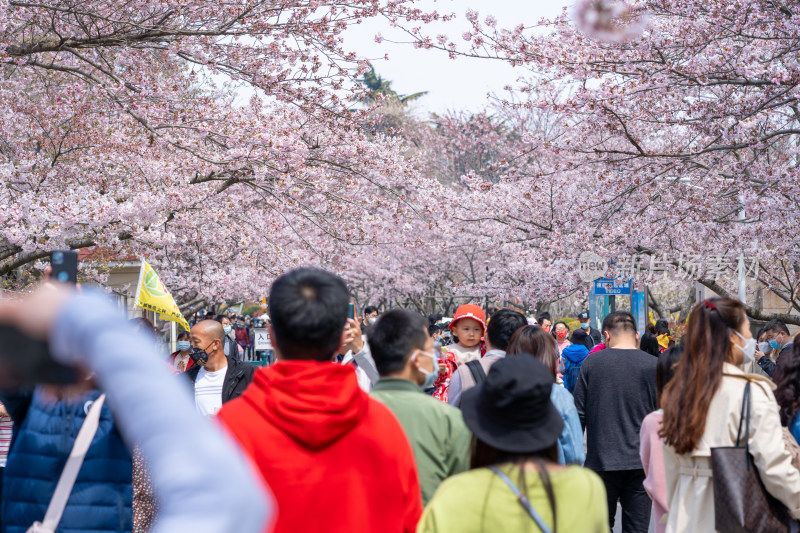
[33,394,106,532]
[735,382,752,462]
[736,381,750,447]
[465,359,487,385]
[489,466,552,533]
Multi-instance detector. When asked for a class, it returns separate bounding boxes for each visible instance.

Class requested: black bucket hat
[461,355,564,454]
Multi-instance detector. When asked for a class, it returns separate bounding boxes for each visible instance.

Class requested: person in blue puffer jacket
[2,386,132,533]
[561,329,591,394]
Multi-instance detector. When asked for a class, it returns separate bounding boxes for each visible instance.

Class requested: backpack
[465,359,487,385]
[564,359,583,394]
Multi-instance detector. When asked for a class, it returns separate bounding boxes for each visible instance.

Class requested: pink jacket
[639,410,668,533]
[587,342,605,356]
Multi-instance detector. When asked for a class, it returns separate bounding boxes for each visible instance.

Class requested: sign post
[632,289,647,334]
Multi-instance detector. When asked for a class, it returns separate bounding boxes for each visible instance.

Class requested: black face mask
[189,341,216,367]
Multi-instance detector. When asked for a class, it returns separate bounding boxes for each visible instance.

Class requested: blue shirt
[791,414,800,445]
[550,383,585,465]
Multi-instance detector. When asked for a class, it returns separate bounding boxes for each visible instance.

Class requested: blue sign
[632,290,646,333]
[594,278,633,296]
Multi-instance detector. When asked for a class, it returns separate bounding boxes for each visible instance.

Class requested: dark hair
[364,306,379,316]
[602,311,638,337]
[269,268,350,361]
[507,326,559,379]
[756,326,767,342]
[177,331,190,341]
[428,324,441,336]
[537,312,552,323]
[428,313,443,326]
[640,331,661,357]
[656,346,683,407]
[774,342,800,427]
[661,298,746,454]
[471,436,559,531]
[368,309,429,376]
[655,319,670,336]
[764,319,790,336]
[486,309,527,351]
[646,323,656,334]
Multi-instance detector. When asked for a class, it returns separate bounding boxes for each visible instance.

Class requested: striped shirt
[0,401,12,468]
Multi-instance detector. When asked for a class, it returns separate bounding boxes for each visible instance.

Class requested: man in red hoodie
[217,268,423,533]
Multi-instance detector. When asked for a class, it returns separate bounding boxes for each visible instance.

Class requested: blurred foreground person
[217,268,423,533]
[418,356,607,532]
[0,286,271,533]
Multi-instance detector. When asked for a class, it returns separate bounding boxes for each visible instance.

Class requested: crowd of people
[0,267,799,532]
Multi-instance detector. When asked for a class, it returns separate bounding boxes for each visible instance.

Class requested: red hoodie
[217,360,423,533]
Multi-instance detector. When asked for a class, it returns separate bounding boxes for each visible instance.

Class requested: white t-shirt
[195,366,228,417]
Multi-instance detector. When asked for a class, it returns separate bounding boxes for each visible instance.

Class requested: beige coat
[663,363,800,532]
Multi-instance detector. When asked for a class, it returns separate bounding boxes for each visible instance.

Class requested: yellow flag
[133,260,191,331]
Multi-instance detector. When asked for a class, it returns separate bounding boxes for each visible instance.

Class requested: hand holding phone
[50,250,78,284]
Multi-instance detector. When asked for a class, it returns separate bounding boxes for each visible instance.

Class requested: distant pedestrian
[573,311,656,533]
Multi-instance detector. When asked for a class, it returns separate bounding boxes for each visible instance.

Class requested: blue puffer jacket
[3,388,132,533]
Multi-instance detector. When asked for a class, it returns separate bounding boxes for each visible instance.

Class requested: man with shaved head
[187,319,255,416]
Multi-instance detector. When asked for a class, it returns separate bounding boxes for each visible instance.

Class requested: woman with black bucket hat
[418,355,608,532]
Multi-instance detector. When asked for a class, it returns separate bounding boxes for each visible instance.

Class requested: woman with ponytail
[660,298,800,531]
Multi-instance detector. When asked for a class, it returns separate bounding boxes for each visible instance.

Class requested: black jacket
[223,336,241,362]
[583,327,602,349]
[186,357,256,404]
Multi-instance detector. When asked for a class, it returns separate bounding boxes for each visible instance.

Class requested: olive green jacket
[371,378,471,504]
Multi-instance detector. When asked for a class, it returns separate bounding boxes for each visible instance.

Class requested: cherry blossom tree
[0,0,448,300]
[398,0,800,323]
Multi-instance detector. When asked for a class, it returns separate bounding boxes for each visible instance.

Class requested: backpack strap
[489,466,552,533]
[28,394,106,533]
[465,359,487,385]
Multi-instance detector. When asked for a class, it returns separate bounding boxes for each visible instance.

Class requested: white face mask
[733,330,757,364]
[414,349,438,389]
[368,317,377,325]
[758,341,771,355]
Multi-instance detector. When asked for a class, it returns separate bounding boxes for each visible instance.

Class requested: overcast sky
[342,0,573,114]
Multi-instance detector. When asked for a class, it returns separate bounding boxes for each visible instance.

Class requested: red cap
[449,304,486,331]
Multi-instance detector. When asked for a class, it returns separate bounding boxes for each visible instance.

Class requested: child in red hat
[447,304,486,366]
[431,304,487,403]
